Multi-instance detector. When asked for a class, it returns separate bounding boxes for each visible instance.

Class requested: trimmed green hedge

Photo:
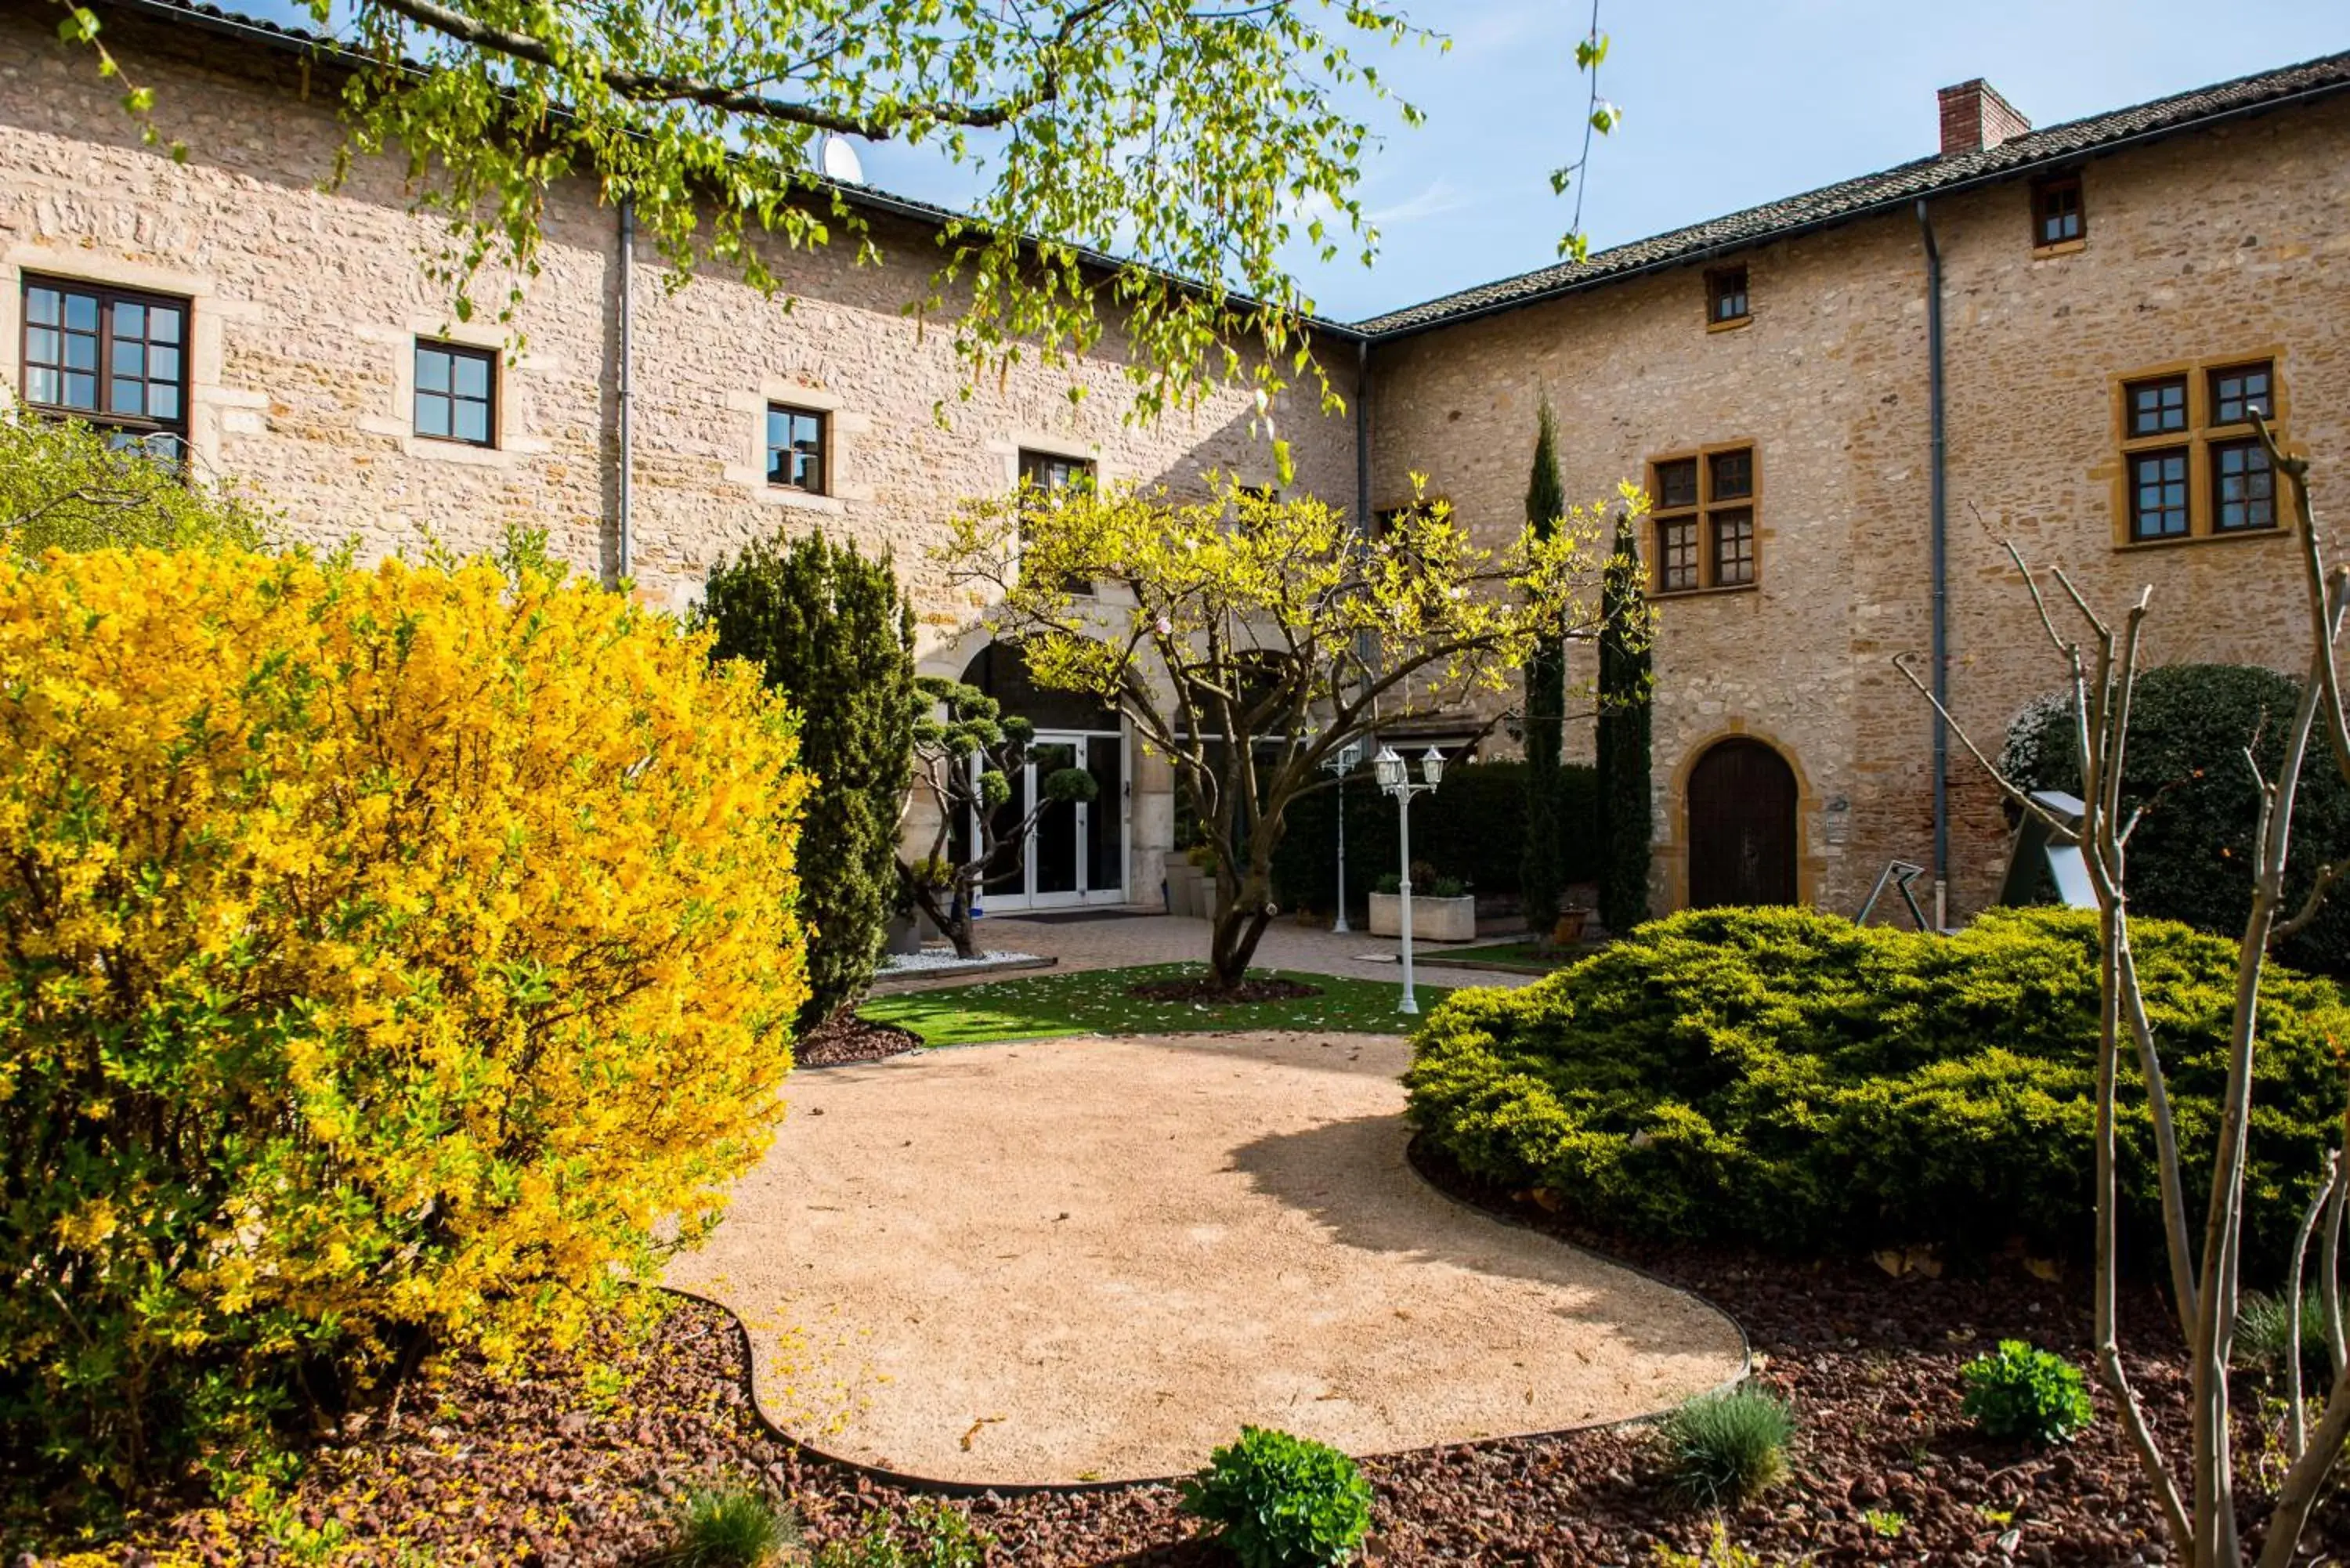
[1268,760,1596,913]
[1406,905,2350,1265]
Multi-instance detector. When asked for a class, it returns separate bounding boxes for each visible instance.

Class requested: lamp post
[1321,739,1364,934]
[1374,744,1447,1015]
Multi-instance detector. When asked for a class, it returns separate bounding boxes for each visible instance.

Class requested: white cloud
[1368,179,1473,226]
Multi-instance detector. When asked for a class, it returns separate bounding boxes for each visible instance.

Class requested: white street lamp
[1375,744,1448,1014]
[1321,739,1365,933]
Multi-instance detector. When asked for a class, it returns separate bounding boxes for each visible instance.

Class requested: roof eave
[1359,70,2350,344]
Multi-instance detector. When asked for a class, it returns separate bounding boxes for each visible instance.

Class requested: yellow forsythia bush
[0,547,808,1501]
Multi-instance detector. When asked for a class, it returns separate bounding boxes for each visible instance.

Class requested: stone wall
[1371,92,2350,922]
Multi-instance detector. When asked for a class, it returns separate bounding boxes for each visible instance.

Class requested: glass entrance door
[1029,740,1083,904]
[968,730,1127,911]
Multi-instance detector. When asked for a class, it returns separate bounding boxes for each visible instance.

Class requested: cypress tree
[1596,509,1654,934]
[1520,399,1568,934]
[703,531,918,1030]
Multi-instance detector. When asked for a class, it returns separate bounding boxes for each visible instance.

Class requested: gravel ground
[875,949,1045,977]
[665,1032,1742,1485]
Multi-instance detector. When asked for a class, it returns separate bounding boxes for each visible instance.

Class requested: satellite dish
[819,135,866,186]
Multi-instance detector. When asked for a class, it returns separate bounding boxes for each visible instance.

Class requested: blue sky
[222,1,2345,323]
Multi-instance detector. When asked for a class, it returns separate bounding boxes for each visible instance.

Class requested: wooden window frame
[2112,355,2287,549]
[1647,443,1761,597]
[413,338,498,449]
[1705,265,1750,331]
[765,403,828,494]
[1018,448,1098,596]
[20,273,190,460]
[2031,172,2086,254]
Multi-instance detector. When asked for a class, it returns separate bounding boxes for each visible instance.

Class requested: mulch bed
[795,1013,923,1068]
[31,1150,2350,1566]
[1124,976,1323,1004]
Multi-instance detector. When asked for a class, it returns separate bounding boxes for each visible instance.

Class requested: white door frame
[973,728,1128,912]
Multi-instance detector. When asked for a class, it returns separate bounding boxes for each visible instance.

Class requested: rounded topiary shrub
[1405,905,2349,1264]
[2002,664,2350,977]
[0,547,809,1501]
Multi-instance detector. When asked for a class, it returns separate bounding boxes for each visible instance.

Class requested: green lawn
[859,963,1449,1046]
[1429,939,1586,974]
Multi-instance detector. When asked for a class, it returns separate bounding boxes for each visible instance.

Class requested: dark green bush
[1655,1386,1793,1506]
[1959,1342,2092,1445]
[2003,664,2350,977]
[703,530,918,1028]
[1269,760,1595,914]
[1179,1425,1372,1568]
[1406,905,2350,1266]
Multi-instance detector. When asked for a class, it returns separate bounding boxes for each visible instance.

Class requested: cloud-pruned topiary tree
[902,674,1097,960]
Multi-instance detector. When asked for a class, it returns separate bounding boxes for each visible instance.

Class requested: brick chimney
[1937,79,2031,157]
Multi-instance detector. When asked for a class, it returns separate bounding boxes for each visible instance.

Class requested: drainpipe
[1917,200,1949,931]
[616,199,636,585]
[1354,336,1372,540]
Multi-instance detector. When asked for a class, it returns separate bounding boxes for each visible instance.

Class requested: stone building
[4,0,2347,923]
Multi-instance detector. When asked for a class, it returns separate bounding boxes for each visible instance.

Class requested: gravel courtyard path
[667,1031,1745,1487]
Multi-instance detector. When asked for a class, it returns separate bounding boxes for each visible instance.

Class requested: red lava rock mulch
[28,1147,2350,1566]
[1123,976,1322,1004]
[795,1012,923,1068]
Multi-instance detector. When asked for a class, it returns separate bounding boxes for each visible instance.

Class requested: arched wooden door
[1686,739,1799,907]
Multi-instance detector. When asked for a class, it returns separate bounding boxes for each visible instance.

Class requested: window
[2117,358,2282,544]
[765,404,826,493]
[2212,439,2274,533]
[413,339,496,446]
[20,276,189,459]
[2032,173,2084,248]
[1706,266,1749,327]
[1018,449,1097,594]
[1649,446,1759,594]
[2128,376,2188,438]
[2211,363,2272,425]
[2128,449,2189,540]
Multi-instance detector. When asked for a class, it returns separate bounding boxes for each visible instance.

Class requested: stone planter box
[1163,861,1209,919]
[884,906,947,955]
[1368,892,1477,942]
[885,913,924,956]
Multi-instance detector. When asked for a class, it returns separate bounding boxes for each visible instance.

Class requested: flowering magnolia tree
[946,479,1633,989]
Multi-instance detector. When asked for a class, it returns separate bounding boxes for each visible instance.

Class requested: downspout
[1353,335,1378,694]
[1354,336,1372,539]
[616,199,636,585]
[1917,199,1949,930]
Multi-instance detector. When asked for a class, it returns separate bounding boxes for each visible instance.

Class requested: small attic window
[1706,266,1749,328]
[2032,173,2084,249]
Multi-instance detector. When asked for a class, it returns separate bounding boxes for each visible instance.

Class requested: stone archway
[1684,737,1801,908]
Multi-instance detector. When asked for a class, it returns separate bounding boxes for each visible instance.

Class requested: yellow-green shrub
[0,547,808,1503]
[1406,906,2350,1265]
